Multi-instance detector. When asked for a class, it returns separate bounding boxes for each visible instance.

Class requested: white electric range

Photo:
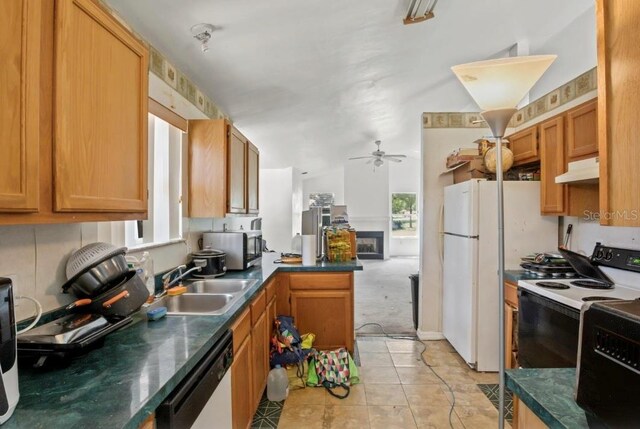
[516,244,640,368]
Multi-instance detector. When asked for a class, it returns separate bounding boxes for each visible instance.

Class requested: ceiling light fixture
[191,23,215,53]
[404,0,438,25]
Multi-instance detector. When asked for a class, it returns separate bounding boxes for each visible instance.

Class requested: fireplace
[356,231,384,260]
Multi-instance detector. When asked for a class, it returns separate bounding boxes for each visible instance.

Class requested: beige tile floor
[277,338,510,429]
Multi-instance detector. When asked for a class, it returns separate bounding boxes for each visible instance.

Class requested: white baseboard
[416,330,445,340]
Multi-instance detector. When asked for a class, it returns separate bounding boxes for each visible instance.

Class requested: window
[125,114,183,247]
[391,193,418,237]
[309,192,335,208]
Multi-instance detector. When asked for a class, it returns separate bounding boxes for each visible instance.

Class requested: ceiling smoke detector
[191,23,215,52]
[404,0,438,25]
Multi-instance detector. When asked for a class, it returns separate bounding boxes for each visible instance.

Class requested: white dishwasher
[156,330,233,429]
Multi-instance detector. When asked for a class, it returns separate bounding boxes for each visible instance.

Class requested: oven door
[518,288,580,368]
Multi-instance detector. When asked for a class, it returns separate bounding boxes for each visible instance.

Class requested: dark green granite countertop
[506,368,602,428]
[5,253,362,429]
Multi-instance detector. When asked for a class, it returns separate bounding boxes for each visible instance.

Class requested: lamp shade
[451,55,556,111]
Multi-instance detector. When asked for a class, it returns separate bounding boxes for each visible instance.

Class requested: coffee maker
[0,278,18,423]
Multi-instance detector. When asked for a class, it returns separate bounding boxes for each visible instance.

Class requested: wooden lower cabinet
[513,396,548,429]
[251,310,268,411]
[504,281,519,369]
[231,284,275,429]
[231,334,253,429]
[290,289,354,353]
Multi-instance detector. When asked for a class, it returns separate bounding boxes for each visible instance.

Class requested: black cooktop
[582,296,621,302]
[571,280,614,290]
[536,281,571,290]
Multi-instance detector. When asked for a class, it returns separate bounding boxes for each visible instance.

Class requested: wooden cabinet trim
[504,281,519,308]
[246,141,259,214]
[231,307,251,354]
[289,272,352,290]
[0,0,41,213]
[251,310,268,410]
[250,289,267,325]
[265,278,276,302]
[227,125,247,214]
[149,97,188,132]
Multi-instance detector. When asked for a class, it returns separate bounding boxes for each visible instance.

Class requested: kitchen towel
[302,235,316,266]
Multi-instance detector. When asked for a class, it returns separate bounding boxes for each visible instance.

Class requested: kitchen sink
[186,279,257,294]
[162,293,237,316]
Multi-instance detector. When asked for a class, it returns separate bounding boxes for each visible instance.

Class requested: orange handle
[102,291,130,308]
[67,298,92,310]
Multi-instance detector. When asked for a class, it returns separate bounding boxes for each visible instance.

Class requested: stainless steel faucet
[160,260,206,293]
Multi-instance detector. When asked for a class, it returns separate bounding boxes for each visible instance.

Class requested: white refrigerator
[442,179,557,371]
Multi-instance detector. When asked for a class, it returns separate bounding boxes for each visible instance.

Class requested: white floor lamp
[451,55,556,429]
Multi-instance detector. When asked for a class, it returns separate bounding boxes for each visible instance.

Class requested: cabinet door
[290,290,353,352]
[597,0,640,226]
[251,310,268,411]
[228,128,246,214]
[231,335,253,429]
[0,0,40,212]
[509,126,538,165]
[54,0,148,212]
[247,142,259,214]
[539,117,566,215]
[505,303,514,369]
[566,100,598,160]
[188,120,228,218]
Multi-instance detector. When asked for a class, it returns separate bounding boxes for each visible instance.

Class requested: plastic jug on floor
[267,365,289,402]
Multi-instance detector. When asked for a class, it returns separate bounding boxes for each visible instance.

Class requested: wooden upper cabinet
[228,127,247,214]
[0,0,41,213]
[566,100,598,160]
[247,142,259,214]
[53,0,148,212]
[597,0,640,226]
[188,120,228,218]
[188,120,260,217]
[508,126,539,165]
[539,116,566,215]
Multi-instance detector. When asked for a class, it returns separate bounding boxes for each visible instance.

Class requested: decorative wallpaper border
[423,67,597,129]
[99,0,227,120]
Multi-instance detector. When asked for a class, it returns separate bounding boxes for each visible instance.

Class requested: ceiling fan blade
[383,154,407,158]
[348,156,375,160]
[385,157,403,163]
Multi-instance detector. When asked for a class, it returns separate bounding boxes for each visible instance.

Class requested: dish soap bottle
[266,365,289,401]
[140,252,155,296]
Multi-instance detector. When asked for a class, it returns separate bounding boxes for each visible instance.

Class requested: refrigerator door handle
[443,232,480,239]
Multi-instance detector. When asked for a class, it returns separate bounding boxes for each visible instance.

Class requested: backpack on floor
[270,316,313,367]
[306,348,359,399]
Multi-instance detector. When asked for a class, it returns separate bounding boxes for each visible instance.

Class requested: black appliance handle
[519,289,580,320]
[156,330,233,429]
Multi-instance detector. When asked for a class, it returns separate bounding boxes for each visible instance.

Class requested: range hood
[555,157,599,184]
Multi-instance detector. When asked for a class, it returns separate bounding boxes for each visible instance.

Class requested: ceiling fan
[348,140,407,167]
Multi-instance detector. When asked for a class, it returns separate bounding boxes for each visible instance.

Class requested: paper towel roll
[302,235,316,266]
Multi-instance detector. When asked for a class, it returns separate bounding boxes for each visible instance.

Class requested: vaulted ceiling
[105,0,594,173]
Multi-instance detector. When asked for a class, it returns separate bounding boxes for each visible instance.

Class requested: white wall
[302,167,345,210]
[563,217,640,256]
[389,157,421,256]
[345,162,391,259]
[419,128,487,338]
[259,167,302,253]
[529,5,596,101]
